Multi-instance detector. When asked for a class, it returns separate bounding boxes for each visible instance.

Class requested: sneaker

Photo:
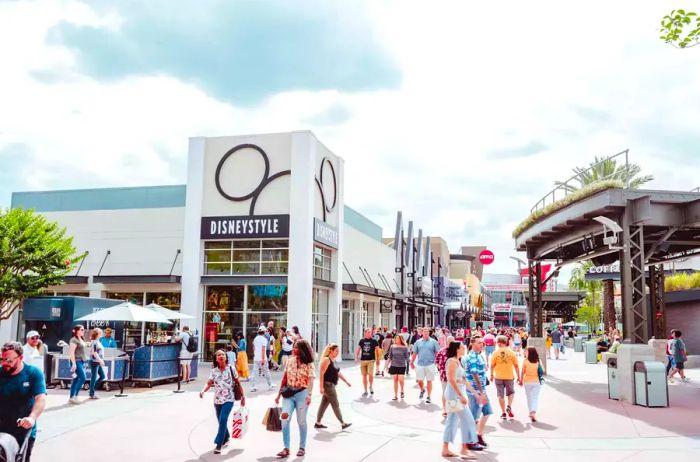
[362,391,368,397]
[426,396,431,404]
[500,412,507,419]
[507,406,514,418]
[682,377,690,382]
[477,435,487,447]
[419,390,425,399]
[214,445,222,454]
[68,397,82,405]
[467,443,484,451]
[341,423,352,430]
[314,423,327,429]
[89,395,100,400]
[250,388,257,393]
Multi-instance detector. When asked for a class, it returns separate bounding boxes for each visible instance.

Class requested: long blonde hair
[394,335,407,347]
[320,343,339,360]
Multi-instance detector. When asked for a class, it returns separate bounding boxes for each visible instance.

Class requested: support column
[619,213,648,343]
[602,279,615,334]
[648,264,666,339]
[527,260,543,336]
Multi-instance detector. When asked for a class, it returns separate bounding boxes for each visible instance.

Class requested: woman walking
[68,325,88,404]
[442,341,485,459]
[388,334,410,400]
[275,339,315,458]
[519,346,542,422]
[88,328,107,399]
[381,333,393,375]
[315,343,352,430]
[279,327,295,370]
[200,349,246,454]
[234,332,249,381]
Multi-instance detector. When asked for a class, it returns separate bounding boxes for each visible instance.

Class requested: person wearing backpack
[176,326,195,383]
[519,346,543,422]
[199,349,246,454]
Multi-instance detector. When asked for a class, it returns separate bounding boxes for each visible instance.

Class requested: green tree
[575,304,601,333]
[0,208,86,320]
[660,9,700,48]
[555,155,654,193]
[569,261,602,307]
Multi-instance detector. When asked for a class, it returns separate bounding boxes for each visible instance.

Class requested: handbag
[280,386,304,398]
[445,399,464,413]
[537,362,545,384]
[229,367,243,401]
[265,407,283,432]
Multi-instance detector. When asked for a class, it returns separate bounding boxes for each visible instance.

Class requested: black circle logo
[315,156,338,221]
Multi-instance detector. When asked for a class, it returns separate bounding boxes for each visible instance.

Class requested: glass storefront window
[248,285,287,312]
[106,292,144,304]
[311,289,329,353]
[204,239,288,276]
[146,292,181,310]
[313,246,332,281]
[245,312,287,359]
[204,311,243,362]
[206,286,244,311]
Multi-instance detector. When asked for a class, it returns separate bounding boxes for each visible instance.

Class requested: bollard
[173,362,185,394]
[115,354,129,397]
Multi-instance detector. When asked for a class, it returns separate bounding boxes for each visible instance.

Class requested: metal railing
[691,186,700,192]
[530,149,630,214]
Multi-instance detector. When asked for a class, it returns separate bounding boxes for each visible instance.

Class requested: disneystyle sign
[313,218,339,249]
[201,215,290,239]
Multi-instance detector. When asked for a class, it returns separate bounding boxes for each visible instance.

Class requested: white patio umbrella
[144,303,194,320]
[76,301,172,345]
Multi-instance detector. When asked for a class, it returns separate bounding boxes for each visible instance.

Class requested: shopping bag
[265,407,282,432]
[231,407,249,439]
[262,407,271,426]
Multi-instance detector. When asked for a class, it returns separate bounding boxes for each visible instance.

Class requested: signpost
[479,249,495,265]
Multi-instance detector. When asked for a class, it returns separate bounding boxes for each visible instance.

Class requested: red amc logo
[479,249,495,265]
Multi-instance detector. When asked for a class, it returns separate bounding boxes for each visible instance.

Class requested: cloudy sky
[2,0,699,277]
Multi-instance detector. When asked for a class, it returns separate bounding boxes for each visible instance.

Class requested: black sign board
[201,215,290,239]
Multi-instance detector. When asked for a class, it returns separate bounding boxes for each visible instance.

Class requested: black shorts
[675,361,685,370]
[389,365,407,376]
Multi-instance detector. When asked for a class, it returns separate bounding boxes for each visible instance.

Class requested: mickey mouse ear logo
[315,157,337,221]
[214,144,291,215]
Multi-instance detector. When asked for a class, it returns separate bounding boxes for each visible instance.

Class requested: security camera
[593,216,623,249]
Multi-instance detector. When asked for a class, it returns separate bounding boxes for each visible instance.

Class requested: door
[342,310,352,359]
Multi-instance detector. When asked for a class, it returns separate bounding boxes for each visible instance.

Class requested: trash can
[584,341,598,364]
[607,357,619,400]
[574,337,583,352]
[634,361,668,407]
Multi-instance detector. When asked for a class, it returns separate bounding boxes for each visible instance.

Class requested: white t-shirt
[22,344,44,370]
[281,334,294,352]
[179,331,191,351]
[253,334,269,361]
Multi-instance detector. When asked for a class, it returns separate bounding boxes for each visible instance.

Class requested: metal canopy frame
[519,187,700,343]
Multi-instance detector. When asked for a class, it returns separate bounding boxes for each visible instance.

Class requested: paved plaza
[31,350,700,461]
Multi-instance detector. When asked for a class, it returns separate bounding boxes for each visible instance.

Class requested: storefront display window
[204,311,243,361]
[106,292,144,304]
[206,286,244,311]
[204,239,289,276]
[245,312,287,359]
[146,292,181,310]
[247,285,287,312]
[311,289,329,353]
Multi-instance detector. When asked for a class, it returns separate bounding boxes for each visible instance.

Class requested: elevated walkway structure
[514,152,700,343]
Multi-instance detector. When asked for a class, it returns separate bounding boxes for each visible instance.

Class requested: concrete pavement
[32,350,700,461]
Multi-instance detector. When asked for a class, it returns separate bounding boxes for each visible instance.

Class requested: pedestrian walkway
[33,350,700,461]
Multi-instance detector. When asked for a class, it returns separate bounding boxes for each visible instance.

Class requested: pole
[115,354,129,397]
[173,362,185,394]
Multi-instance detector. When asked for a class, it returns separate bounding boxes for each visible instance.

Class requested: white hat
[258,326,267,332]
[26,330,40,339]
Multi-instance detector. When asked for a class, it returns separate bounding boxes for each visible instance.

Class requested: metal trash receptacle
[585,341,598,363]
[607,358,619,400]
[634,361,668,407]
[574,337,583,352]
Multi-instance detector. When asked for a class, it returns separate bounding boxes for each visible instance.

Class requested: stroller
[0,429,30,462]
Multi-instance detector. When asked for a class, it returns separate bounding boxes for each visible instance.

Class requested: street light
[509,256,527,272]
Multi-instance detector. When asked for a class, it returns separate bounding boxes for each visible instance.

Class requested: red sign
[479,249,495,265]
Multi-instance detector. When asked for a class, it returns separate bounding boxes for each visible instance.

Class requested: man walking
[355,328,379,396]
[668,330,688,383]
[466,336,492,447]
[490,335,519,419]
[551,326,564,360]
[1,342,47,461]
[251,326,273,392]
[410,327,440,403]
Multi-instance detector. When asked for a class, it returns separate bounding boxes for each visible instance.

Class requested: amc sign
[479,249,495,265]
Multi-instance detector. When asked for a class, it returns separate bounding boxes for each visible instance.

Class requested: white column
[287,132,315,338]
[327,159,344,348]
[0,310,19,343]
[181,137,206,338]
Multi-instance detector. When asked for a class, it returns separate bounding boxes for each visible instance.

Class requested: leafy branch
[660,9,700,49]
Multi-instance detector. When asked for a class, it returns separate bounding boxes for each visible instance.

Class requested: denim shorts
[468,394,493,419]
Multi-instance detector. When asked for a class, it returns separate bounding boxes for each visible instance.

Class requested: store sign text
[201,215,290,239]
[588,262,620,274]
[492,303,511,312]
[313,218,339,249]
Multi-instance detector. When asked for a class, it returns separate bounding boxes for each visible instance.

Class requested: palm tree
[555,155,654,192]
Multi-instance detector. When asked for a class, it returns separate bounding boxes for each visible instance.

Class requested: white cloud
[2,0,700,281]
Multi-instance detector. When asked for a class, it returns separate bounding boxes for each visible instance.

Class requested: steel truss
[527,260,543,336]
[620,221,648,343]
[648,264,666,339]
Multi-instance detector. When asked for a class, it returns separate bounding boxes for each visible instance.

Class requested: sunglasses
[29,336,40,340]
[1,356,19,364]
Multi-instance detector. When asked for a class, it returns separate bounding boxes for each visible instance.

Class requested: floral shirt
[208,366,238,405]
[436,347,449,382]
[285,355,315,388]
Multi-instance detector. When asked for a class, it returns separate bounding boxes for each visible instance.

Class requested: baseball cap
[26,330,40,339]
[258,326,267,332]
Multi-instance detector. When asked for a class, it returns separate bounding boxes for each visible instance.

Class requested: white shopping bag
[231,407,249,439]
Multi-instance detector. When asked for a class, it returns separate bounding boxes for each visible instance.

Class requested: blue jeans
[281,389,309,450]
[214,401,234,446]
[70,360,86,398]
[443,406,477,445]
[89,361,106,397]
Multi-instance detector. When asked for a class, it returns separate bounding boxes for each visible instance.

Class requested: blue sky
[1,0,700,277]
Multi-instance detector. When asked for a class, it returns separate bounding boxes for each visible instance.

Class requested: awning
[94,275,181,284]
[342,284,404,301]
[63,276,89,284]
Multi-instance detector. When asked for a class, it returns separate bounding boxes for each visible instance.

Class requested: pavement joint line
[357,437,394,462]
[186,417,212,460]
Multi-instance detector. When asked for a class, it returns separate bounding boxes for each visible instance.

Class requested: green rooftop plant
[665,272,700,292]
[512,179,624,238]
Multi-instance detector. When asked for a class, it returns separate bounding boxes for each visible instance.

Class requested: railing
[691,186,700,192]
[530,149,630,214]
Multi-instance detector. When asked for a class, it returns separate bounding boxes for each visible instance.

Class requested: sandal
[441,451,458,458]
[341,423,352,430]
[297,448,305,457]
[276,448,290,458]
[392,396,398,401]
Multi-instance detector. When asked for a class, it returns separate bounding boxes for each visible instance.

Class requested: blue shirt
[412,337,440,366]
[0,364,47,438]
[463,351,486,395]
[99,337,117,348]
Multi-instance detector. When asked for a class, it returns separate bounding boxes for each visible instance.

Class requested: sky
[2,0,700,279]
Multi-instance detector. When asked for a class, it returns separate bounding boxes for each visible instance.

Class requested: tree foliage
[575,304,601,332]
[569,261,602,307]
[0,208,86,319]
[555,155,654,193]
[660,9,700,49]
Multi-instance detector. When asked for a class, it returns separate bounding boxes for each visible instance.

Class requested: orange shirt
[491,347,518,380]
[522,359,539,384]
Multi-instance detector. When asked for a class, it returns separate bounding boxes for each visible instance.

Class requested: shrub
[665,272,700,292]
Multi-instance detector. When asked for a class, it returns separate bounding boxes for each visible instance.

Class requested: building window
[311,288,329,353]
[313,246,332,281]
[204,239,289,276]
[145,292,181,310]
